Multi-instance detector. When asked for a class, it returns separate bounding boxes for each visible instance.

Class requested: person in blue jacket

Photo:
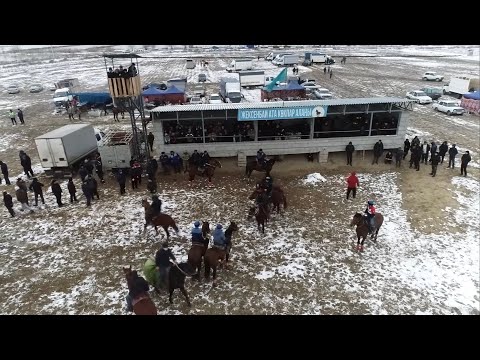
[212,224,226,250]
[191,220,206,246]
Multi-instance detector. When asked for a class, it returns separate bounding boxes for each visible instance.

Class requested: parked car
[198,73,207,82]
[29,84,44,93]
[189,96,203,104]
[313,88,333,100]
[6,85,20,94]
[209,93,223,104]
[301,82,322,90]
[406,90,433,104]
[432,100,465,115]
[422,71,444,82]
[299,78,316,85]
[420,87,442,100]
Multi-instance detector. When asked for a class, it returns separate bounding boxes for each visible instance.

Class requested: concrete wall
[152,110,409,162]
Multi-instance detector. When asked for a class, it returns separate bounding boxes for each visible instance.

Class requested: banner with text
[237,105,328,121]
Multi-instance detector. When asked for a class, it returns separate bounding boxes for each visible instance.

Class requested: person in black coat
[95,157,105,184]
[372,141,382,165]
[460,151,471,177]
[78,165,88,182]
[438,141,448,164]
[448,144,458,169]
[413,145,422,171]
[84,159,94,176]
[67,177,78,203]
[0,161,11,185]
[81,181,92,207]
[155,242,177,288]
[345,142,355,166]
[125,271,149,312]
[395,148,404,168]
[430,141,437,163]
[116,169,127,195]
[430,152,441,177]
[86,176,99,200]
[146,156,158,181]
[403,139,410,159]
[147,132,155,152]
[20,152,34,178]
[17,109,25,125]
[29,177,45,206]
[51,180,63,207]
[3,191,15,217]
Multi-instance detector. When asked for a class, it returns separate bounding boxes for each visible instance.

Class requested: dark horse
[245,158,276,178]
[204,221,239,285]
[248,203,270,234]
[142,199,179,239]
[350,212,384,252]
[249,186,288,214]
[123,266,157,315]
[143,259,196,306]
[187,221,210,281]
[187,158,222,185]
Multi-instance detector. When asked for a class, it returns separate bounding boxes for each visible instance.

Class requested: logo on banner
[312,106,326,118]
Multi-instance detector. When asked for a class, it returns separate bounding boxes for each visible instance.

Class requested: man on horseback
[147,195,162,224]
[255,185,269,214]
[125,270,150,313]
[199,150,210,174]
[256,149,267,169]
[155,242,177,289]
[191,220,207,247]
[364,200,376,234]
[262,175,274,199]
[212,224,226,250]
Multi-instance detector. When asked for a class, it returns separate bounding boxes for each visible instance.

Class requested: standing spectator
[81,180,92,207]
[330,70,333,79]
[146,156,158,181]
[372,140,383,165]
[29,177,45,206]
[411,136,420,148]
[403,139,410,159]
[430,141,437,162]
[421,141,430,164]
[67,177,78,203]
[51,180,63,207]
[86,175,99,200]
[19,151,34,178]
[147,132,155,152]
[346,171,359,200]
[438,141,448,164]
[16,187,33,213]
[447,144,458,169]
[0,161,10,185]
[78,165,88,182]
[116,169,126,195]
[345,142,355,166]
[460,151,471,177]
[67,106,75,121]
[430,152,440,177]
[17,109,25,125]
[131,161,142,189]
[395,147,404,167]
[413,145,422,171]
[84,158,94,176]
[323,67,327,75]
[95,156,105,184]
[8,109,17,125]
[3,191,15,217]
[182,151,190,172]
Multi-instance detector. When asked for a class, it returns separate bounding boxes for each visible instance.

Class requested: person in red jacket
[346,171,359,200]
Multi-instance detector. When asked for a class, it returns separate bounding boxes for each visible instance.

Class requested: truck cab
[53,87,74,107]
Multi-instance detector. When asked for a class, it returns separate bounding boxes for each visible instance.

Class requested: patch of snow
[302,172,327,185]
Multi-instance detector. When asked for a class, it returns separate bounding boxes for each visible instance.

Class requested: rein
[172,262,191,277]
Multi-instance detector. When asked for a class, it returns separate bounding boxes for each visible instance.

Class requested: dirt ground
[0,47,478,314]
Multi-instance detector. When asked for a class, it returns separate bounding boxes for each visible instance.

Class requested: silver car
[29,84,44,93]
[6,85,20,94]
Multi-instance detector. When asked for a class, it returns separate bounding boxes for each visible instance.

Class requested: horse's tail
[283,195,288,210]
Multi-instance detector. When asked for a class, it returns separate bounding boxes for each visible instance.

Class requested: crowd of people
[107,63,138,78]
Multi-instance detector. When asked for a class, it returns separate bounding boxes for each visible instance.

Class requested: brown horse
[187,221,210,281]
[246,158,276,178]
[204,222,239,285]
[187,158,222,185]
[123,266,157,315]
[248,204,270,233]
[249,186,287,214]
[350,212,384,252]
[142,199,179,238]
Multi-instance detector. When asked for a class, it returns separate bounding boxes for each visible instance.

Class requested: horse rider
[262,175,273,198]
[255,185,269,212]
[155,242,177,289]
[191,220,207,247]
[212,224,226,250]
[256,149,267,169]
[149,195,162,221]
[364,200,376,234]
[199,150,210,173]
[125,270,150,313]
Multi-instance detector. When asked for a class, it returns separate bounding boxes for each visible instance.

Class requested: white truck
[239,70,265,88]
[443,76,480,98]
[226,59,253,72]
[98,131,135,170]
[53,87,74,108]
[219,77,242,103]
[35,124,98,177]
[304,52,335,64]
[272,54,299,66]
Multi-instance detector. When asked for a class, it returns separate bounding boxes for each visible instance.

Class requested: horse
[142,199,179,239]
[187,221,211,281]
[112,106,125,122]
[248,203,270,233]
[249,186,287,214]
[204,222,239,285]
[187,158,222,185]
[245,158,276,178]
[142,259,196,306]
[350,212,384,252]
[123,266,157,315]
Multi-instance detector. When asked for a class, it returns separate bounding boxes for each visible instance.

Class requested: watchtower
[103,53,149,161]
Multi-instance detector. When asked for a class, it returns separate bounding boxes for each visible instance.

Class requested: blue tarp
[263,81,305,92]
[162,85,184,94]
[73,92,112,105]
[463,91,480,100]
[142,85,184,96]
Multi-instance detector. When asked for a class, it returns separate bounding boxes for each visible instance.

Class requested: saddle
[192,241,206,248]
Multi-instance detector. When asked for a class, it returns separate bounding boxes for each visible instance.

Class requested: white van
[186,59,195,69]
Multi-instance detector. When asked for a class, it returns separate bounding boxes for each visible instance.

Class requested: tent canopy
[463,91,480,100]
[143,85,185,96]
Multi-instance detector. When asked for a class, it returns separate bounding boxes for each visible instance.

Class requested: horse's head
[350,213,363,227]
[123,265,135,286]
[210,159,222,168]
[202,221,210,235]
